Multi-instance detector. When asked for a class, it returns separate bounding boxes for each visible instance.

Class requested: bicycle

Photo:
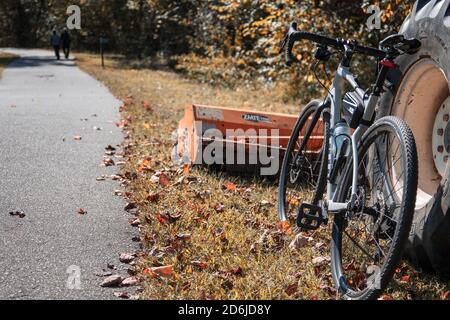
[279,22,420,300]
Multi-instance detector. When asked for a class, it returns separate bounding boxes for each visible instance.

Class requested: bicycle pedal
[296,203,326,231]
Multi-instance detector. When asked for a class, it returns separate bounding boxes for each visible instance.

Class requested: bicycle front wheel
[331,116,418,300]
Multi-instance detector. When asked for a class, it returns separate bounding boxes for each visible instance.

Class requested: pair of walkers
[50,29,71,60]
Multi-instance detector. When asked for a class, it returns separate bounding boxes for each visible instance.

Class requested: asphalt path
[0,49,137,300]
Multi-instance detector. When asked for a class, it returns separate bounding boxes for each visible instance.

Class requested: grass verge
[76,53,450,300]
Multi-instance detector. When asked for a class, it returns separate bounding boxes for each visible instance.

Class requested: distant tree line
[0,0,412,100]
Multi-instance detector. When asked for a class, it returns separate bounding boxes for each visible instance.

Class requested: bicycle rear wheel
[278,100,329,224]
[331,116,418,300]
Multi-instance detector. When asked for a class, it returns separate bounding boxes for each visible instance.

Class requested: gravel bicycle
[279,22,421,300]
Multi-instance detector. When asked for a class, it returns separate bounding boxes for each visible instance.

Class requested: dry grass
[76,53,450,300]
[0,53,18,78]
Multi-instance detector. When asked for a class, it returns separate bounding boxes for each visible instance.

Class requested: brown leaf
[73,136,82,141]
[400,275,411,283]
[159,173,170,187]
[77,208,87,215]
[143,265,174,278]
[129,218,140,227]
[229,267,243,277]
[142,100,153,112]
[223,181,237,191]
[121,276,139,287]
[147,193,161,203]
[119,253,136,264]
[277,221,293,235]
[138,158,153,172]
[176,234,192,241]
[155,213,168,224]
[183,164,190,176]
[103,158,115,167]
[192,261,208,270]
[101,275,123,287]
[168,213,182,222]
[312,256,331,265]
[285,283,298,296]
[289,233,312,251]
[214,203,225,213]
[113,291,130,299]
[124,202,137,212]
[9,211,26,219]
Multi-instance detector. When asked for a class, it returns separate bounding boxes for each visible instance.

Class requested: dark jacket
[61,32,71,47]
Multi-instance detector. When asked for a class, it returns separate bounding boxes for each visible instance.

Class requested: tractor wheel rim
[432,97,450,177]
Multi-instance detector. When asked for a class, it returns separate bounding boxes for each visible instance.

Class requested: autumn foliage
[1,1,411,100]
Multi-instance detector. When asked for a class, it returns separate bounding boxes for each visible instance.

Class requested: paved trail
[0,49,137,300]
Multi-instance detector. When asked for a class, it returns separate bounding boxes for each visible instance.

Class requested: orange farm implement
[176,104,323,176]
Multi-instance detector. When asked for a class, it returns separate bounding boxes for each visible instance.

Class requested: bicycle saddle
[379,34,421,55]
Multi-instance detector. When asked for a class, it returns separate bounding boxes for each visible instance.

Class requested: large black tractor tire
[379,0,450,276]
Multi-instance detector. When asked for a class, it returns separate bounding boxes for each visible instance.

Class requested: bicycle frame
[315,62,388,214]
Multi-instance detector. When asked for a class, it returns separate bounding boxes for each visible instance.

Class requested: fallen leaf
[114,190,124,196]
[101,275,123,287]
[289,234,312,251]
[121,276,139,287]
[155,213,168,224]
[119,253,136,264]
[129,218,140,227]
[107,263,116,270]
[103,158,115,167]
[159,173,170,187]
[400,275,411,283]
[143,265,174,278]
[113,291,130,299]
[9,211,26,219]
[124,202,137,212]
[183,164,190,176]
[147,193,160,203]
[73,136,82,141]
[229,267,243,277]
[192,261,208,270]
[259,200,273,207]
[441,291,449,300]
[138,158,153,172]
[142,100,153,112]
[277,221,293,235]
[105,145,117,152]
[223,181,237,191]
[176,234,192,241]
[378,295,393,300]
[214,204,225,213]
[77,208,87,215]
[168,213,182,223]
[285,283,298,296]
[312,256,331,265]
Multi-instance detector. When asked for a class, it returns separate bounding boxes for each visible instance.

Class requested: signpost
[99,36,109,68]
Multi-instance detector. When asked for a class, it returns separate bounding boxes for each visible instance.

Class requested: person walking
[61,29,72,59]
[50,30,61,60]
